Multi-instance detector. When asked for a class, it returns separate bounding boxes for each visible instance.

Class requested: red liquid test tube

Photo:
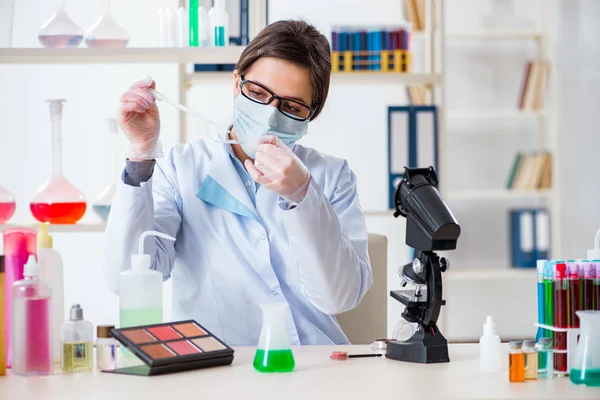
[567,262,581,328]
[582,261,595,311]
[595,262,600,311]
[554,262,568,374]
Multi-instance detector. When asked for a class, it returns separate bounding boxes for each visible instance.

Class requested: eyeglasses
[240,79,314,121]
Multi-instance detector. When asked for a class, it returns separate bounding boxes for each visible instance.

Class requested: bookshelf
[441,2,560,263]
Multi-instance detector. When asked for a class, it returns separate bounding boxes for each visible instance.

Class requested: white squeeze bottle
[37,223,64,365]
[479,315,501,372]
[119,230,175,355]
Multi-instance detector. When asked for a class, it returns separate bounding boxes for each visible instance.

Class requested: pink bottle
[3,228,37,368]
[12,255,52,376]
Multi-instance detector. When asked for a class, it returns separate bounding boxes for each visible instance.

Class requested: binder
[510,208,551,268]
[387,106,439,209]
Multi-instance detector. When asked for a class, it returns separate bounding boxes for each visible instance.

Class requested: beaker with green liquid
[253,303,295,373]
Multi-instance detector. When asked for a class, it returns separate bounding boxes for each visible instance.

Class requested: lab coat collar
[196,142,260,223]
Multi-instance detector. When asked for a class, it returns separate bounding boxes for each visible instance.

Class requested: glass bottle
[253,303,295,373]
[96,325,116,371]
[508,340,525,382]
[522,339,538,380]
[61,304,93,373]
[11,255,52,376]
[535,337,554,379]
[92,119,118,221]
[570,310,600,386]
[37,0,83,48]
[84,0,129,48]
[0,184,16,224]
[30,100,87,224]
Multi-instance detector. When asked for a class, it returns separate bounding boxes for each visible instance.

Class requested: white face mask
[232,93,309,158]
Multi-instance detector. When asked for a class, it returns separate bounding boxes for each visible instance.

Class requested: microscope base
[385,326,449,364]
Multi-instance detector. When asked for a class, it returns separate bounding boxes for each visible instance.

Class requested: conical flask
[37,0,83,48]
[0,184,16,224]
[253,303,295,373]
[30,100,86,224]
[92,119,118,221]
[570,311,600,386]
[84,0,129,48]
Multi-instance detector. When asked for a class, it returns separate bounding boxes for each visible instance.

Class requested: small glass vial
[509,340,525,382]
[61,304,93,372]
[522,339,538,380]
[535,337,554,379]
[96,325,116,371]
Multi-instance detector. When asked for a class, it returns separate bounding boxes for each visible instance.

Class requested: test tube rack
[331,50,412,73]
[534,323,580,376]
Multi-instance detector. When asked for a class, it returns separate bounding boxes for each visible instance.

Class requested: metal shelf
[0,47,245,64]
[0,223,106,233]
[445,189,552,201]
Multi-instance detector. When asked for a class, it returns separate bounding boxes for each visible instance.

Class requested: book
[505,152,523,189]
[518,61,550,111]
[518,62,533,109]
[507,151,552,190]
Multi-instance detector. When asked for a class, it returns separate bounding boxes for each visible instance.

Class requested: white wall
[1,0,598,340]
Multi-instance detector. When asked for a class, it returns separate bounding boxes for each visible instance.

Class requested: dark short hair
[235,20,331,120]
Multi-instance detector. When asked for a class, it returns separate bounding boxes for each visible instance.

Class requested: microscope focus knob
[440,257,450,272]
[412,258,423,274]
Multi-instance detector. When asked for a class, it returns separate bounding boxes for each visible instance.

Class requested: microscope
[386,167,461,364]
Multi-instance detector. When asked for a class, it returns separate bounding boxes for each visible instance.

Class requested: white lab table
[0,344,597,399]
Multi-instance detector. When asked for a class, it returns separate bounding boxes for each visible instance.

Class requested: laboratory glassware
[208,0,228,47]
[553,262,568,375]
[0,0,15,47]
[30,99,87,224]
[12,255,52,376]
[479,316,501,372]
[570,310,600,386]
[253,303,295,373]
[188,0,198,46]
[508,340,525,382]
[92,119,119,221]
[144,88,240,144]
[535,337,554,379]
[3,227,36,368]
[522,340,538,380]
[84,0,129,48]
[96,325,116,371]
[37,0,83,48]
[0,184,16,224]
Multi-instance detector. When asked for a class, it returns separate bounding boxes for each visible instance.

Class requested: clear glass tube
[0,184,16,224]
[37,0,83,48]
[30,100,86,224]
[84,0,129,48]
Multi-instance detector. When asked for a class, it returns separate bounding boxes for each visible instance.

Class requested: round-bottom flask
[37,0,83,48]
[0,184,16,224]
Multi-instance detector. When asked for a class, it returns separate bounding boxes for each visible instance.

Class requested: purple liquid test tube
[3,228,36,368]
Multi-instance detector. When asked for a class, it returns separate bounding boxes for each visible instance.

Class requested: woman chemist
[104,20,372,345]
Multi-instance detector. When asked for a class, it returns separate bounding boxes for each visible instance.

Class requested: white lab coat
[104,138,372,345]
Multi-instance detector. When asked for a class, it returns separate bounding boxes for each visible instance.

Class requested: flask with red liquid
[30,99,86,224]
[0,184,16,224]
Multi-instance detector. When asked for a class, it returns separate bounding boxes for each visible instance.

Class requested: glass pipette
[144,88,242,144]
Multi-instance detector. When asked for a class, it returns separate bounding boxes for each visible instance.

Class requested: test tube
[553,262,568,375]
[594,261,600,311]
[543,261,554,339]
[567,261,581,328]
[536,260,546,338]
[582,261,595,311]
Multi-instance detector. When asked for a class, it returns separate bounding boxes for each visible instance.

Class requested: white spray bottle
[119,231,175,332]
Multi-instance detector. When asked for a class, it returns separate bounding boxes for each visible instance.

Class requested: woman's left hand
[245,136,311,203]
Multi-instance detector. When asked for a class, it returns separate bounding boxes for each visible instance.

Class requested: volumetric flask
[0,184,16,223]
[93,119,118,221]
[30,100,86,224]
[37,0,83,48]
[84,0,129,48]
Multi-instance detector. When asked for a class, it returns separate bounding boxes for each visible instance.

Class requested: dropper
[144,87,242,144]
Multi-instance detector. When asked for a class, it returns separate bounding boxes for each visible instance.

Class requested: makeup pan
[105,320,234,376]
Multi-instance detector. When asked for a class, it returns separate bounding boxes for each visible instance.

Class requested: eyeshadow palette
[105,320,234,376]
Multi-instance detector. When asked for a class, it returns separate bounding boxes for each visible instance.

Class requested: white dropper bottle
[479,315,501,372]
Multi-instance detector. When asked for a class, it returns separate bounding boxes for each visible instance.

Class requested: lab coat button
[271,291,278,296]
[261,234,267,240]
[245,181,252,187]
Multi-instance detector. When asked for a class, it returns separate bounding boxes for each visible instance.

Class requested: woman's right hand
[118,76,162,160]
